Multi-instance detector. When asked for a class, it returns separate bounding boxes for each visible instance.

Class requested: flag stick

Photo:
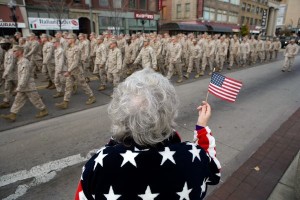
[205,68,216,103]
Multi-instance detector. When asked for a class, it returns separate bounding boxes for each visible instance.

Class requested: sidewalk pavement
[207,108,300,200]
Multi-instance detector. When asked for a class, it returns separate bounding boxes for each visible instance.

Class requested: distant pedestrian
[282,39,299,72]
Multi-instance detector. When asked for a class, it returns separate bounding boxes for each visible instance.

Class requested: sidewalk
[207,108,300,200]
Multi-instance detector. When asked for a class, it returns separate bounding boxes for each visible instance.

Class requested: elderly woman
[75,68,221,200]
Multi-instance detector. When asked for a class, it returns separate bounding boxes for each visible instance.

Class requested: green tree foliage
[240,24,250,37]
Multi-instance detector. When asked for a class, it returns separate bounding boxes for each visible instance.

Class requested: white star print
[94,150,107,170]
[177,182,192,200]
[134,147,149,151]
[81,166,85,180]
[120,150,139,167]
[138,185,159,200]
[104,186,121,200]
[200,178,209,198]
[188,145,201,162]
[159,147,176,165]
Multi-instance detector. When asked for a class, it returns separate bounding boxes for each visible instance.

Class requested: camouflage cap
[51,38,60,43]
[40,33,48,38]
[62,31,68,36]
[110,39,117,44]
[192,39,197,42]
[67,33,77,39]
[14,32,21,36]
[29,32,36,37]
[96,35,104,40]
[90,32,96,36]
[78,33,84,37]
[143,38,150,42]
[12,45,24,51]
[0,38,10,44]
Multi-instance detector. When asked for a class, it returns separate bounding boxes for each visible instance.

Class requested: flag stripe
[223,81,242,90]
[208,89,235,102]
[209,84,238,97]
[209,85,237,100]
[222,83,240,93]
[225,77,243,85]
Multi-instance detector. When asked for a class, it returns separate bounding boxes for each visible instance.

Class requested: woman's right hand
[197,101,211,127]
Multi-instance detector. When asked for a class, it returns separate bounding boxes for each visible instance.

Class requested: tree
[240,24,250,37]
[44,0,71,31]
[107,0,129,35]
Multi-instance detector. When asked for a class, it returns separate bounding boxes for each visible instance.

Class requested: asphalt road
[0,55,300,200]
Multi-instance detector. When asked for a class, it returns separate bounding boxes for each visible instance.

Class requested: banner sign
[28,17,79,30]
[0,19,25,28]
[261,9,267,27]
[134,13,154,20]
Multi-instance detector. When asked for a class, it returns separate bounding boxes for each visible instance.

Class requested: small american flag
[208,73,243,103]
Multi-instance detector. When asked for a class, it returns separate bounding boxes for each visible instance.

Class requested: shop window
[203,7,215,21]
[129,0,136,9]
[185,3,190,18]
[149,0,156,11]
[176,4,182,19]
[241,3,246,11]
[99,16,111,26]
[230,0,240,5]
[228,11,238,23]
[99,0,109,7]
[113,0,122,8]
[217,10,227,22]
[139,0,147,10]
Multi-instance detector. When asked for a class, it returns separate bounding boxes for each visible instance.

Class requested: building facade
[160,0,241,34]
[276,0,300,32]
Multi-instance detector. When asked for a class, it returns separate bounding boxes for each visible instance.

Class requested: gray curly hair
[108,68,179,146]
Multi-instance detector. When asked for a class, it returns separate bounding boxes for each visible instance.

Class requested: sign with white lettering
[261,9,267,27]
[28,17,79,30]
[0,19,25,28]
[134,13,154,20]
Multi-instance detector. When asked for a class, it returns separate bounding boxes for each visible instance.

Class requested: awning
[160,23,208,32]
[0,5,25,28]
[211,25,233,33]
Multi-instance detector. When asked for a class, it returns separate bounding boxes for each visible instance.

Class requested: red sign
[197,0,204,19]
[134,13,154,20]
[158,0,162,11]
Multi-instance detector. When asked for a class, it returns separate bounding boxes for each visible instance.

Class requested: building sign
[158,0,162,11]
[0,19,25,28]
[197,0,204,19]
[28,17,79,30]
[261,9,267,28]
[134,13,154,20]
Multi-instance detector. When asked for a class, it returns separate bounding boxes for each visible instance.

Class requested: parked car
[279,36,300,48]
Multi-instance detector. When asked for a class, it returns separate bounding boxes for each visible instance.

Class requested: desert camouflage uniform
[25,40,43,74]
[166,41,183,81]
[282,43,299,71]
[240,41,250,67]
[229,40,240,69]
[54,46,67,93]
[187,43,201,74]
[257,39,265,63]
[248,38,257,64]
[151,39,165,75]
[2,49,17,103]
[106,47,122,87]
[202,39,215,73]
[42,41,55,82]
[94,42,107,87]
[273,40,281,59]
[216,40,228,71]
[79,39,90,76]
[134,45,157,70]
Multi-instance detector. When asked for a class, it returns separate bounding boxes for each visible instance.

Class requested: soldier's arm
[174,45,182,61]
[57,50,65,72]
[150,48,157,68]
[25,42,38,57]
[18,62,30,90]
[134,50,142,64]
[117,49,122,70]
[157,44,162,56]
[68,48,80,72]
[43,44,54,64]
[3,53,16,78]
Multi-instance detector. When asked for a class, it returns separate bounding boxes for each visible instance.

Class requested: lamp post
[8,0,18,32]
[89,0,94,33]
[141,19,146,33]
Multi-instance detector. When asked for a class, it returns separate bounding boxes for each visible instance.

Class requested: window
[246,4,251,12]
[99,0,109,6]
[228,12,238,23]
[241,3,246,11]
[251,5,255,13]
[99,16,111,26]
[219,0,229,2]
[28,11,38,17]
[139,0,147,10]
[256,7,260,14]
[113,0,122,8]
[217,10,227,22]
[185,3,190,18]
[230,0,240,5]
[40,12,49,18]
[203,7,215,21]
[241,16,245,24]
[128,0,136,8]
[149,0,157,11]
[176,4,182,19]
[250,18,254,25]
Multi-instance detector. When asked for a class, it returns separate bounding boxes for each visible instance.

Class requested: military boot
[53,92,64,98]
[1,113,17,122]
[55,101,69,109]
[98,85,106,91]
[199,71,204,76]
[184,73,190,79]
[46,81,52,89]
[176,78,183,83]
[0,102,10,109]
[194,73,200,79]
[85,77,90,83]
[35,109,49,118]
[86,96,96,105]
[48,82,56,90]
[73,84,78,95]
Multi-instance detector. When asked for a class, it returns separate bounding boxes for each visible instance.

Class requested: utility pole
[89,0,94,33]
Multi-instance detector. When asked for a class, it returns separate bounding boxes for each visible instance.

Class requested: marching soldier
[256,36,265,63]
[133,38,157,70]
[78,33,91,82]
[166,36,183,83]
[240,37,250,67]
[55,33,96,109]
[122,36,134,76]
[201,35,215,75]
[41,34,56,89]
[273,38,281,59]
[52,38,66,98]
[184,39,201,79]
[216,36,228,72]
[89,32,97,72]
[264,37,271,61]
[19,37,30,56]
[151,36,165,75]
[248,35,257,65]
[94,36,107,91]
[282,39,299,72]
[0,39,17,109]
[228,35,240,70]
[106,39,122,88]
[0,38,4,86]
[1,45,48,122]
[25,33,43,78]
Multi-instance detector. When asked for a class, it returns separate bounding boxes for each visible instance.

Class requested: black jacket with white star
[75,126,221,200]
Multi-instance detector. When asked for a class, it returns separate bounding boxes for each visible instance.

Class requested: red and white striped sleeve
[194,125,221,171]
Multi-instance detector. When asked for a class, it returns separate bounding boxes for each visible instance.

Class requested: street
[0,56,300,200]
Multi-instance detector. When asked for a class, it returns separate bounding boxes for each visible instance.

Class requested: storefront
[98,11,159,35]
[0,5,25,37]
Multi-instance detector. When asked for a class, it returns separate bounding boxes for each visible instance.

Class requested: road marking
[0,149,98,200]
